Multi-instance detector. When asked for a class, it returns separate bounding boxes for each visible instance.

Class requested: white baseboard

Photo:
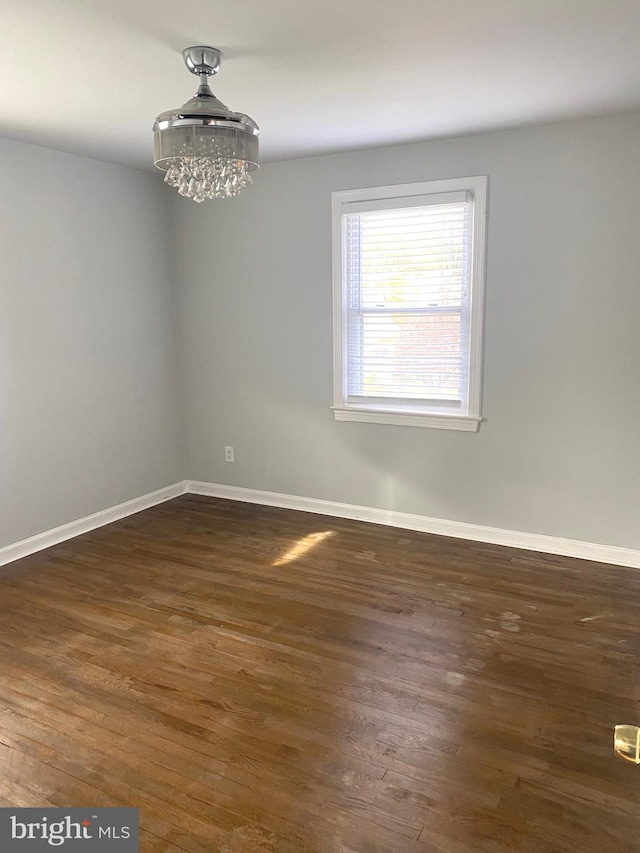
[0,481,187,569]
[186,480,640,569]
[3,478,639,571]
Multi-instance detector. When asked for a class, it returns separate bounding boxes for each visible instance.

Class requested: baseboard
[3,478,639,571]
[0,481,187,568]
[186,480,640,569]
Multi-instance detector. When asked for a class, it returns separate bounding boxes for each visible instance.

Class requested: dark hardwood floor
[0,494,639,852]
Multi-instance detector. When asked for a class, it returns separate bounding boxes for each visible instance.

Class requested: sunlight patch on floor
[272,531,334,566]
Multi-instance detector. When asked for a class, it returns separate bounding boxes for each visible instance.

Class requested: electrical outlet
[224,446,234,463]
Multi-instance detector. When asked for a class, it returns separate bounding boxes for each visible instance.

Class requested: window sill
[332,406,482,432]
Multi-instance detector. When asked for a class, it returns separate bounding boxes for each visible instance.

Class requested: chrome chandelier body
[153,46,259,202]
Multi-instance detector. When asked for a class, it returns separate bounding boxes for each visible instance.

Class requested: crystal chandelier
[153,46,259,202]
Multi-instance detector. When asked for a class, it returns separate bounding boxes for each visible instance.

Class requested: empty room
[1,1,640,851]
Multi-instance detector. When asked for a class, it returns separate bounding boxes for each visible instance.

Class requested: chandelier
[153,46,259,202]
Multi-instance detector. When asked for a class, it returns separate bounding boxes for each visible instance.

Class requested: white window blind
[332,177,487,431]
[344,200,470,408]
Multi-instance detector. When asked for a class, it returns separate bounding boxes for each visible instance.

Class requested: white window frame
[331,175,488,432]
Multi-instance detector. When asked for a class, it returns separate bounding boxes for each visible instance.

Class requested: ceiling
[3,0,640,171]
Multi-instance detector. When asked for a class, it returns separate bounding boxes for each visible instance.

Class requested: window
[331,176,487,431]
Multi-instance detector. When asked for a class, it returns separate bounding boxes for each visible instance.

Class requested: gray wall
[3,114,639,552]
[173,113,640,549]
[0,138,183,547]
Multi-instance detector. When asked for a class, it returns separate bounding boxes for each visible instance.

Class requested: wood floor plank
[1,494,639,851]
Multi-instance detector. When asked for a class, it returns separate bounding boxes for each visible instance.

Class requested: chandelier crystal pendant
[153,46,259,202]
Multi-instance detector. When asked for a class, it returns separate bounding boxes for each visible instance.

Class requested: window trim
[331,175,488,432]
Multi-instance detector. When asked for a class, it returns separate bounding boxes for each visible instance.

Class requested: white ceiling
[3,0,640,171]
